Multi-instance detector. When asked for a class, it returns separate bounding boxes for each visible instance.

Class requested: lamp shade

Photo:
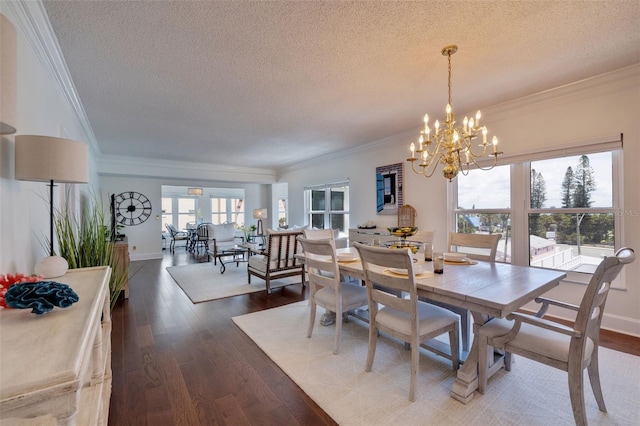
[15,135,89,183]
[253,208,267,220]
[187,187,203,196]
[0,14,17,135]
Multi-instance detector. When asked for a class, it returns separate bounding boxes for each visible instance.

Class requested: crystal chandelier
[407,45,502,181]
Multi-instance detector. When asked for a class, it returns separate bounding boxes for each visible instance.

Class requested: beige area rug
[166,262,302,303]
[233,301,640,426]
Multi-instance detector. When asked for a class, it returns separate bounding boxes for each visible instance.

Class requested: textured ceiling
[42,1,640,172]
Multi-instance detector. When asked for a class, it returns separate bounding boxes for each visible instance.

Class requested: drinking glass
[433,252,444,274]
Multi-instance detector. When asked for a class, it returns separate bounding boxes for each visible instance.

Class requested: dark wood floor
[108,248,639,425]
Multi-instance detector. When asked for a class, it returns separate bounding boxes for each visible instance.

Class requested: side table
[215,245,249,273]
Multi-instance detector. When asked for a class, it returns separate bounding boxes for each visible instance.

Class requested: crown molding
[5,0,100,157]
[98,154,276,184]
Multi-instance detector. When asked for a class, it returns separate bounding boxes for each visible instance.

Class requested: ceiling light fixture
[407,45,502,181]
[187,187,203,196]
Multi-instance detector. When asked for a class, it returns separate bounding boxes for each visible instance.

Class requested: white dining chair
[477,247,635,425]
[355,242,460,402]
[298,237,368,354]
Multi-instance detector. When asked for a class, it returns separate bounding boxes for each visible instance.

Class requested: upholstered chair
[477,247,635,425]
[355,242,460,402]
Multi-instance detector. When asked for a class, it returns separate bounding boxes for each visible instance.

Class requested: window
[305,181,349,232]
[211,197,244,225]
[452,136,622,282]
[454,165,512,262]
[161,197,173,232]
[278,198,287,227]
[177,198,196,229]
[528,152,615,274]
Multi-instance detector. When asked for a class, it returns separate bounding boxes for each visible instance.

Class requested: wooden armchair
[478,247,635,425]
[247,230,305,294]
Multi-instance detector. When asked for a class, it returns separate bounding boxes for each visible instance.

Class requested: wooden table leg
[450,311,504,404]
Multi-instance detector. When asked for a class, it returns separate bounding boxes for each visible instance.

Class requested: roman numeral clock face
[115,191,152,226]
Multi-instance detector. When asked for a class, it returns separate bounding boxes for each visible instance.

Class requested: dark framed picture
[376,163,403,215]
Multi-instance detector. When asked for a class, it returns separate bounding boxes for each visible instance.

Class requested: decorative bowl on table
[386,227,418,239]
[383,240,422,254]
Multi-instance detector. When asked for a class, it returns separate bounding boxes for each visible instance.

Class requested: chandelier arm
[462,140,489,158]
[466,154,500,171]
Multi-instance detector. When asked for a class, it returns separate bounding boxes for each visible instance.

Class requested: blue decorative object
[5,281,79,315]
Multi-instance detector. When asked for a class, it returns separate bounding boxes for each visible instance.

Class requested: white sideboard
[348,228,397,246]
[0,266,112,425]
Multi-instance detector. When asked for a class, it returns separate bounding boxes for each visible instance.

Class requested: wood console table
[0,266,113,425]
[114,239,129,298]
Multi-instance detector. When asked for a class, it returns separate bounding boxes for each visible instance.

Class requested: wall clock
[114,191,152,226]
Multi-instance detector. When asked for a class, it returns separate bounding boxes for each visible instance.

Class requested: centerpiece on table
[384,227,422,254]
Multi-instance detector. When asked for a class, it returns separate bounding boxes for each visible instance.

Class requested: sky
[457,151,612,210]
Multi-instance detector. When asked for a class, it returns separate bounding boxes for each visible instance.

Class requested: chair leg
[568,361,588,426]
[307,299,316,338]
[265,277,271,294]
[587,349,607,412]
[365,319,378,372]
[333,300,343,355]
[409,336,419,402]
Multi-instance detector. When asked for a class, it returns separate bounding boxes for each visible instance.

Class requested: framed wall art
[376,163,403,215]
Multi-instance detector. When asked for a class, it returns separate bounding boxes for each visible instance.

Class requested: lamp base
[34,256,69,279]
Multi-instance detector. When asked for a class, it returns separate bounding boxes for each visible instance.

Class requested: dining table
[301,246,567,404]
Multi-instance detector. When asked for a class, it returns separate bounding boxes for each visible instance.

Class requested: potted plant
[52,192,129,309]
[279,217,287,229]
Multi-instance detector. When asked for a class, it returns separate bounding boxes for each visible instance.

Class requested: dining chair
[448,231,501,261]
[164,224,189,253]
[193,223,210,253]
[425,231,501,352]
[477,247,635,425]
[355,243,460,402]
[298,237,368,354]
[408,230,435,257]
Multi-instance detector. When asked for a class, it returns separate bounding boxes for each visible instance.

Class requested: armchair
[478,247,635,425]
[247,230,305,294]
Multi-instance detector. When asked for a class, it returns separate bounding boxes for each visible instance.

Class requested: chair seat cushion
[480,317,595,363]
[315,282,368,310]
[377,301,459,336]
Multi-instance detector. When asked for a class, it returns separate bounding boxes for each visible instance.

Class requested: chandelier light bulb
[468,117,475,131]
[475,110,481,126]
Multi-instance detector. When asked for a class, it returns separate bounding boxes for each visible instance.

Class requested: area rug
[166,263,302,303]
[232,301,640,426]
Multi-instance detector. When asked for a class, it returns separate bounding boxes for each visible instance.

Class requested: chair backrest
[165,223,178,237]
[408,230,435,247]
[355,242,419,320]
[448,232,500,261]
[196,223,209,238]
[208,223,236,242]
[398,204,417,227]
[302,228,338,241]
[574,247,635,347]
[298,237,340,292]
[265,229,304,269]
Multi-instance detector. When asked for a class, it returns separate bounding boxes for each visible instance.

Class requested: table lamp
[253,208,267,235]
[15,135,89,278]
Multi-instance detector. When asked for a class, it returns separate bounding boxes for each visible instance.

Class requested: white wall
[0,7,97,273]
[279,65,640,336]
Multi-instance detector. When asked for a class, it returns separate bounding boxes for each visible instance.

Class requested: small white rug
[166,262,303,303]
[233,301,640,426]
